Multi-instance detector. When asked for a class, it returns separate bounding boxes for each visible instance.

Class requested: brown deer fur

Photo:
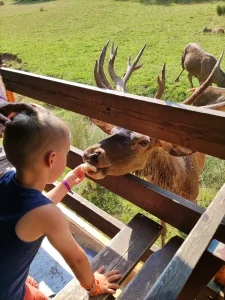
[185,86,225,110]
[175,43,225,88]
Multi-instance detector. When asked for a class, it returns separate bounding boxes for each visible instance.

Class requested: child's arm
[46,166,85,205]
[43,205,122,295]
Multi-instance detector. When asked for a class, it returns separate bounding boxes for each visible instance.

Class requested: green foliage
[216,5,225,16]
[76,180,125,216]
[217,5,223,16]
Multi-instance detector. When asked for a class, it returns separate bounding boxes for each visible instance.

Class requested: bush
[217,5,225,16]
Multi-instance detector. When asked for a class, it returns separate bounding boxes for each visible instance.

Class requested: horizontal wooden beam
[2,68,225,159]
[45,182,124,238]
[66,146,225,243]
[144,184,225,300]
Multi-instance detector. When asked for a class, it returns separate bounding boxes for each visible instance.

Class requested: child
[0,106,122,300]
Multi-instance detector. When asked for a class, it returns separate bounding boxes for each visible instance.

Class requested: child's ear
[46,151,56,169]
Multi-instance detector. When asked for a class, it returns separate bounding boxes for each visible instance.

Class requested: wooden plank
[45,183,124,239]
[118,236,182,300]
[144,183,225,300]
[65,146,225,243]
[119,236,224,300]
[54,214,162,300]
[178,245,224,300]
[2,68,225,159]
[196,286,224,300]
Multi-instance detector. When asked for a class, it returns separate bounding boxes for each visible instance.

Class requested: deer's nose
[88,152,100,166]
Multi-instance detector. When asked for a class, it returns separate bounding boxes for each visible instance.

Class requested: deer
[82,41,224,247]
[175,43,225,88]
[183,86,225,110]
[203,27,225,34]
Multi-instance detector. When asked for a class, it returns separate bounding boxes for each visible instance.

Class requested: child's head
[3,108,70,183]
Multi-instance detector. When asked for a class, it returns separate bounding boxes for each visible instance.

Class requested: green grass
[1,0,225,100]
[1,0,225,244]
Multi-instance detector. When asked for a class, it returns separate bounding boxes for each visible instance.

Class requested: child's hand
[90,266,122,295]
[64,166,85,188]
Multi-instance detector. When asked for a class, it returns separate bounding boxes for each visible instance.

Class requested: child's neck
[15,168,47,192]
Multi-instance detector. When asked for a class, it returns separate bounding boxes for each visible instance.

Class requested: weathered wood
[196,286,224,300]
[45,183,124,239]
[2,68,225,159]
[54,214,162,300]
[66,146,225,243]
[119,236,224,300]
[118,236,182,300]
[144,184,225,300]
[178,244,224,300]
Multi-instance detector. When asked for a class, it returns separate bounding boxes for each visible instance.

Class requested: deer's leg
[188,73,194,88]
[160,220,167,247]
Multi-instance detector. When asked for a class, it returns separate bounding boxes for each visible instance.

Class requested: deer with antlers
[82,41,224,246]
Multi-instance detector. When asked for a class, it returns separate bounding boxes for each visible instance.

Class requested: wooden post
[144,184,225,300]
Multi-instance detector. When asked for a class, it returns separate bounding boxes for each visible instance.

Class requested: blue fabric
[0,170,52,300]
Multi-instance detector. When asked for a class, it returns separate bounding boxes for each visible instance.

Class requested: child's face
[47,133,71,183]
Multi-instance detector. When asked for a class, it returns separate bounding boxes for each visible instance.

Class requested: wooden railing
[2,67,225,240]
[1,68,225,298]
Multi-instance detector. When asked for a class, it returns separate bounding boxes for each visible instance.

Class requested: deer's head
[83,41,195,179]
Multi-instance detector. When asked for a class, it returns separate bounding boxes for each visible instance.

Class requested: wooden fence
[1,67,225,298]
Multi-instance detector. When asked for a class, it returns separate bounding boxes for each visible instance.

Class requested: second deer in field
[175,43,225,88]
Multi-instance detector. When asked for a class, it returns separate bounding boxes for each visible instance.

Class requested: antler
[202,101,225,111]
[182,51,224,105]
[154,63,166,99]
[94,40,113,90]
[94,41,146,92]
[92,42,146,132]
[108,43,146,92]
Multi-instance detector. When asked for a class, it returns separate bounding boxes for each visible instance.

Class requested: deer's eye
[139,140,149,147]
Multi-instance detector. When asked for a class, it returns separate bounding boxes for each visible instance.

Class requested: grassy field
[1,0,225,243]
[1,0,225,99]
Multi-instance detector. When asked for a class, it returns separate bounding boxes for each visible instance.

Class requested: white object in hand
[80,162,97,173]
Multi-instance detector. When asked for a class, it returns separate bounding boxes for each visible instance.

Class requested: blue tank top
[0,170,53,300]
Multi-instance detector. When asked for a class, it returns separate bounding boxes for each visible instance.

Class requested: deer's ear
[159,141,195,156]
[90,118,115,135]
